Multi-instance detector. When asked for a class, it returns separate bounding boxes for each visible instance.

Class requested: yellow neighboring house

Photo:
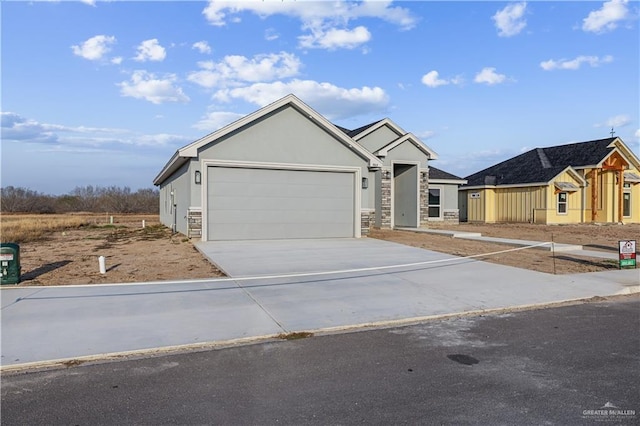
[459,137,640,224]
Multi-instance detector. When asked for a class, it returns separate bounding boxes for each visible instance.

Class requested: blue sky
[2,0,638,195]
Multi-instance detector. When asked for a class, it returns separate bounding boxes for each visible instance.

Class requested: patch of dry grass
[0,214,160,243]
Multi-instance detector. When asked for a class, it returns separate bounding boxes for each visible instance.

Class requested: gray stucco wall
[158,161,190,234]
[357,125,400,154]
[189,158,201,209]
[442,184,459,210]
[196,105,373,209]
[384,143,431,168]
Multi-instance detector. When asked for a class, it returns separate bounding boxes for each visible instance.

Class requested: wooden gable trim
[601,151,628,171]
[609,138,640,170]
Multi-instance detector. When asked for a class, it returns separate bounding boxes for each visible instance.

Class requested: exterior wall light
[362,177,368,189]
[195,170,202,184]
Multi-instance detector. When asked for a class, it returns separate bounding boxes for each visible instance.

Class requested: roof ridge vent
[536,148,552,169]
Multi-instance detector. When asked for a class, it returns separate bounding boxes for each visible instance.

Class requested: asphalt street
[2,296,638,425]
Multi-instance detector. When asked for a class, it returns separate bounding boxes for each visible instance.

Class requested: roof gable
[349,118,405,141]
[154,94,383,185]
[375,133,439,160]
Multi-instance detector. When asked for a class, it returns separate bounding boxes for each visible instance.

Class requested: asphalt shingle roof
[464,137,617,187]
[429,166,464,181]
[336,120,383,138]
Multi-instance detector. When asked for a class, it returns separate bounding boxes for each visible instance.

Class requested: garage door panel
[207,167,355,240]
[209,196,350,212]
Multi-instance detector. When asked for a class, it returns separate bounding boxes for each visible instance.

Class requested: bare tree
[0,186,159,213]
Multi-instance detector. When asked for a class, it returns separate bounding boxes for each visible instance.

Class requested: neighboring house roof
[429,166,465,182]
[541,137,616,168]
[154,94,384,185]
[464,137,632,188]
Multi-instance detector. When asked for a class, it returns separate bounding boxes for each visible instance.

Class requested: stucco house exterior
[154,94,462,241]
[426,167,467,222]
[459,137,640,224]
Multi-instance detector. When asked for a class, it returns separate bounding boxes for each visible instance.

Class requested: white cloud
[80,0,96,6]
[132,133,191,147]
[111,56,123,65]
[202,0,416,50]
[202,0,416,30]
[635,129,640,138]
[492,2,527,37]
[118,71,189,104]
[212,79,389,120]
[188,52,302,88]
[606,115,631,128]
[540,55,614,70]
[1,111,186,149]
[417,130,436,139]
[299,26,371,50]
[265,28,279,41]
[0,112,192,154]
[583,0,630,33]
[193,111,245,131]
[421,70,459,87]
[71,35,116,61]
[474,67,507,85]
[192,41,212,54]
[134,39,166,62]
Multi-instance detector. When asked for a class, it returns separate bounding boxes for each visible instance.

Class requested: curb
[3,293,637,374]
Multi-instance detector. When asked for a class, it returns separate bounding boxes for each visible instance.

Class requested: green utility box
[1,243,21,285]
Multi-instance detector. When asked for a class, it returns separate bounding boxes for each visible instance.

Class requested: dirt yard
[370,222,639,275]
[6,218,639,286]
[12,217,223,286]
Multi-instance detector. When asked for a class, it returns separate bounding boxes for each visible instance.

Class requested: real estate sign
[618,240,636,268]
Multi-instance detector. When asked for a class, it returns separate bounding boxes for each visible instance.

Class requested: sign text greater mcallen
[618,240,636,268]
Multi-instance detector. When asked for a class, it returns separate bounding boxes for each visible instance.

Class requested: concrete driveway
[194,238,456,277]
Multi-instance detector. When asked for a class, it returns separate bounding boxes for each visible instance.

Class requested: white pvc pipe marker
[98,256,106,274]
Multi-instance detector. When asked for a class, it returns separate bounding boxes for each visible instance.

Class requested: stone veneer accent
[380,168,430,229]
[443,209,460,224]
[187,208,202,238]
[420,170,429,227]
[380,171,392,228]
[360,210,376,236]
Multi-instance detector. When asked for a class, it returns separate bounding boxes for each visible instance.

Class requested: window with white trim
[557,192,568,214]
[428,188,441,218]
[623,192,631,218]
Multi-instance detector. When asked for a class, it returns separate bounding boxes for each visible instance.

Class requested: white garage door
[207,167,355,240]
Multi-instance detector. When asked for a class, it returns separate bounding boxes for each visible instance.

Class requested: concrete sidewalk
[2,239,638,370]
[396,227,615,256]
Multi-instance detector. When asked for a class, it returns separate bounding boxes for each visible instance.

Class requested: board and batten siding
[465,189,486,222]
[495,186,547,223]
[544,170,583,224]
